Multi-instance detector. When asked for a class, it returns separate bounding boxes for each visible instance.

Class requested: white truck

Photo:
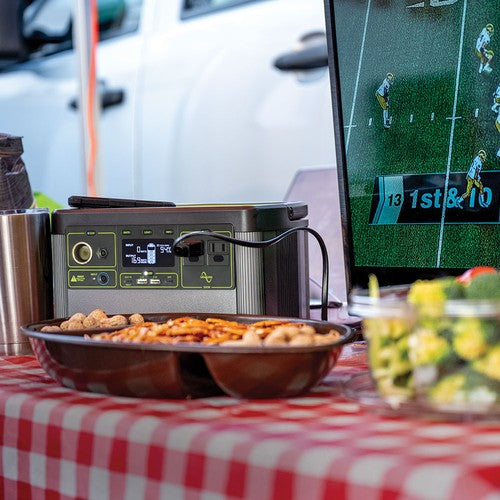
[0,0,334,206]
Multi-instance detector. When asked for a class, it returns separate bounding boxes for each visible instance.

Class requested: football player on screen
[492,84,500,113]
[496,113,500,158]
[476,24,494,74]
[457,150,489,209]
[375,73,394,129]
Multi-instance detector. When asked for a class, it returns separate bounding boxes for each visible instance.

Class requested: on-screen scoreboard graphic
[334,0,500,270]
[370,171,499,224]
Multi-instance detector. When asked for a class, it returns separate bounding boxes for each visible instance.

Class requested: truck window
[182,0,261,19]
[22,0,143,57]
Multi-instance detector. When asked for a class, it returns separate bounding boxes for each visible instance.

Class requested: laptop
[284,167,347,307]
[323,0,500,298]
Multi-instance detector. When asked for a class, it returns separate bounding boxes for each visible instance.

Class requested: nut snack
[40,310,145,332]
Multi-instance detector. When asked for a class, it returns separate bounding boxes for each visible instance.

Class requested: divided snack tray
[22,313,354,399]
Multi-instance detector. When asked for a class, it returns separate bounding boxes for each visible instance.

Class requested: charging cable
[172,227,330,321]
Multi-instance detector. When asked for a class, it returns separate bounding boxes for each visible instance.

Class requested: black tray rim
[22,312,355,354]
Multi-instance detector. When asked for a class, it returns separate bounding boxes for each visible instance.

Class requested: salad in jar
[349,267,500,411]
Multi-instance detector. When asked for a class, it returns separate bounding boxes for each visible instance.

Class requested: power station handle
[67,196,176,208]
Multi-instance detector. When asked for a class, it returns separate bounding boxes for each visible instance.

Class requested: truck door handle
[69,88,125,110]
[101,88,125,109]
[273,43,328,71]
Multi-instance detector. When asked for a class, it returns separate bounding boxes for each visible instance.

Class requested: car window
[22,0,143,57]
[182,0,263,19]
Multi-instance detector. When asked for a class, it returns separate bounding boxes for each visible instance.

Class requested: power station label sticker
[369,171,499,224]
[68,270,117,288]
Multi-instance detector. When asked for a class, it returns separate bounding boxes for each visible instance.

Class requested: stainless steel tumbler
[0,209,53,355]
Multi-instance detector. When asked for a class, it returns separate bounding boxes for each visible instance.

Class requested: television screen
[324,0,500,290]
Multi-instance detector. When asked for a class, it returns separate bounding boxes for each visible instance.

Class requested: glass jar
[349,286,500,413]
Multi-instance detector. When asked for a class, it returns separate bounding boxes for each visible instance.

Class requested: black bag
[0,134,34,209]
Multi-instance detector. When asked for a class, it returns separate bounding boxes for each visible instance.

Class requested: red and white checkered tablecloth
[0,343,498,500]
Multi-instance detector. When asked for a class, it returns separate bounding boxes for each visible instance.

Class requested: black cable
[172,227,330,321]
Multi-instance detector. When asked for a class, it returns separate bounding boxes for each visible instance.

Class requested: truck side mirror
[0,0,128,62]
[22,0,73,51]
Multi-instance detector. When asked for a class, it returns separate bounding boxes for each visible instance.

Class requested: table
[0,343,499,500]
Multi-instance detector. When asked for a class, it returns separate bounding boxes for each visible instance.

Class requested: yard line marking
[437,0,467,268]
[344,124,357,129]
[474,108,479,118]
[446,116,462,120]
[409,114,414,123]
[345,0,372,153]
[431,112,435,121]
[407,1,425,7]
[368,118,373,126]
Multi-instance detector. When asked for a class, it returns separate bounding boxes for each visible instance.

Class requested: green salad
[362,268,500,409]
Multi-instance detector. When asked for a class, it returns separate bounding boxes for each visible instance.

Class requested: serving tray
[22,313,354,399]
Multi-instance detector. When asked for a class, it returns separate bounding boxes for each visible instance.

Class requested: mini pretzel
[89,317,339,347]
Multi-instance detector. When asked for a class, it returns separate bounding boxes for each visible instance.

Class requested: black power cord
[172,227,330,321]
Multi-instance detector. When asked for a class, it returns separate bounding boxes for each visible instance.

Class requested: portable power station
[51,203,310,318]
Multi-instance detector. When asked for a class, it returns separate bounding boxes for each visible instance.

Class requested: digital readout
[122,239,175,267]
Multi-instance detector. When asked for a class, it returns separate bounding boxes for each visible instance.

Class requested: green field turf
[333,0,500,272]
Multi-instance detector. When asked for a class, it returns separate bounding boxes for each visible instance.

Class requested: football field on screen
[335,0,500,270]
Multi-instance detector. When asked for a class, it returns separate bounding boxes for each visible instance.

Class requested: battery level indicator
[147,243,156,264]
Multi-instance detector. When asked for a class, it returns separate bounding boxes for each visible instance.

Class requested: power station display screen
[122,239,175,267]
